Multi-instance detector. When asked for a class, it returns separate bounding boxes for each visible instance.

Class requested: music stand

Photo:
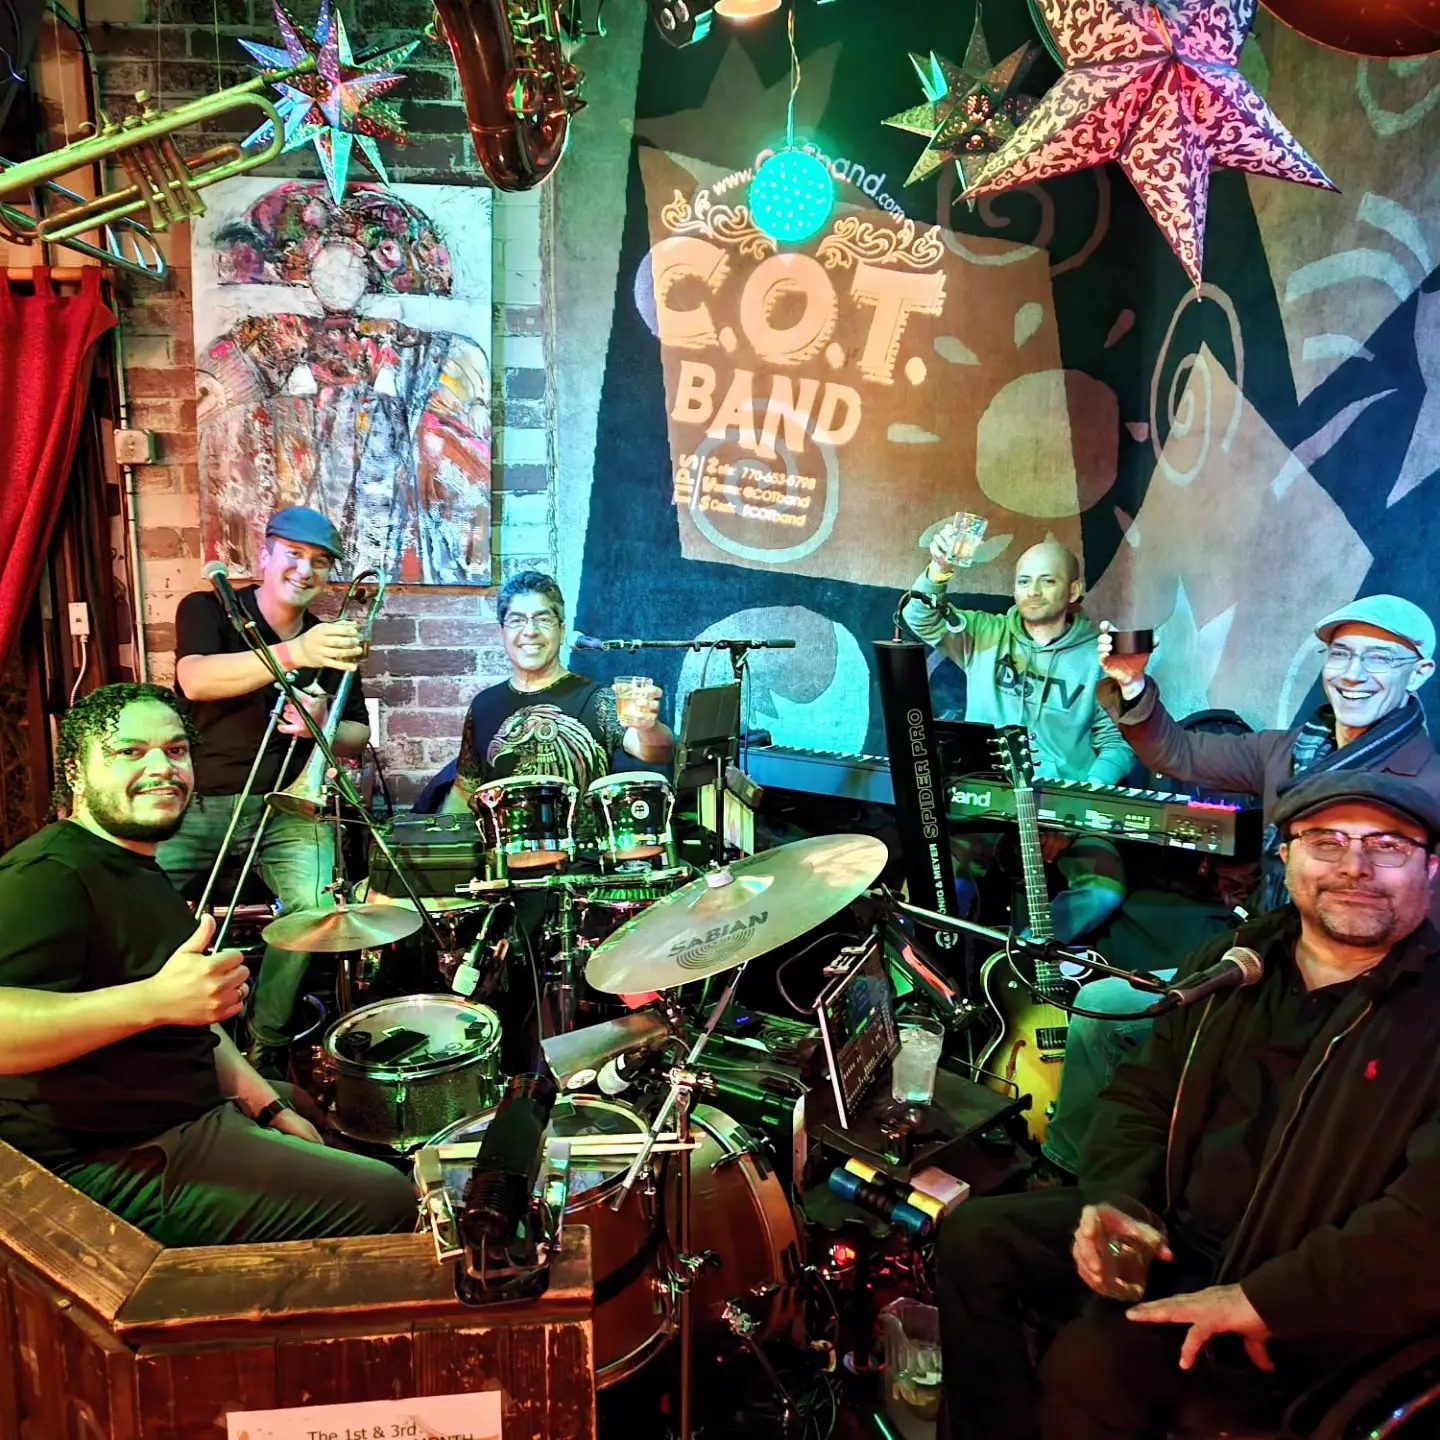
[674,682,743,867]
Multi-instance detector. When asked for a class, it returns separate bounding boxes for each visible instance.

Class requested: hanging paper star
[967,0,1337,289]
[883,17,1038,193]
[240,0,418,202]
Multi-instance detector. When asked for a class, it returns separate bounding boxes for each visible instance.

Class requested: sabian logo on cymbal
[667,912,770,970]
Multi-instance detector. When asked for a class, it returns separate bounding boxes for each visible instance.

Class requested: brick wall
[83,0,555,802]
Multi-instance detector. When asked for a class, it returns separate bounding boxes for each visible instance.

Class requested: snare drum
[423,1096,800,1386]
[585,772,674,863]
[324,995,503,1151]
[474,774,577,872]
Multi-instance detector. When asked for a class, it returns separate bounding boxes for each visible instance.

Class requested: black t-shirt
[0,822,225,1168]
[1174,950,1357,1258]
[175,586,369,795]
[456,673,627,794]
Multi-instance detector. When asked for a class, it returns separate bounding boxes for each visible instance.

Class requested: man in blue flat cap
[158,506,370,1078]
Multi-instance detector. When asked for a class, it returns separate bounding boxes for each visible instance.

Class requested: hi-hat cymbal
[262,903,424,953]
[585,834,888,995]
[542,1011,672,1088]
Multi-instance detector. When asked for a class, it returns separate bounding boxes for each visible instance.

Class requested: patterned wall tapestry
[573,3,1440,753]
[193,179,494,585]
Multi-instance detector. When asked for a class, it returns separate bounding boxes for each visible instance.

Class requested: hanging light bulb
[749,147,834,243]
[715,0,782,18]
[746,7,833,244]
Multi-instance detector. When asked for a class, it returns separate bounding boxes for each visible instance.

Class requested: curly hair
[52,684,199,816]
[498,571,566,625]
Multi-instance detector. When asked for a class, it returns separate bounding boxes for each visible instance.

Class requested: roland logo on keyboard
[952,787,995,809]
[668,912,770,970]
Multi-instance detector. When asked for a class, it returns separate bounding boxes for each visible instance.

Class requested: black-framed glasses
[502,611,560,634]
[1320,645,1420,676]
[1291,828,1429,867]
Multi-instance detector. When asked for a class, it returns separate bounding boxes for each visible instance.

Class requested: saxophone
[434,0,585,191]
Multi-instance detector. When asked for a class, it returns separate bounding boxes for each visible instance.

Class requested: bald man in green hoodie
[902,523,1134,943]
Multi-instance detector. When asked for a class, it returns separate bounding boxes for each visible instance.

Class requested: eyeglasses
[502,612,560,634]
[1291,828,1429,867]
[1320,645,1419,676]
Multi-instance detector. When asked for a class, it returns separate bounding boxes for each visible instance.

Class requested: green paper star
[884,15,1038,195]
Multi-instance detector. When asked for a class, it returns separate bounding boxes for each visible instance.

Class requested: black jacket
[1082,906,1440,1344]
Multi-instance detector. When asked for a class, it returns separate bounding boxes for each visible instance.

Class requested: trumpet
[267,571,386,822]
[0,67,309,252]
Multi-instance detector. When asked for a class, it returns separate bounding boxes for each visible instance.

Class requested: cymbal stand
[550,882,579,1033]
[609,958,749,1440]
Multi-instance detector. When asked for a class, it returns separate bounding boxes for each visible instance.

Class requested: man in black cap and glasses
[158,506,370,1078]
[934,768,1440,1440]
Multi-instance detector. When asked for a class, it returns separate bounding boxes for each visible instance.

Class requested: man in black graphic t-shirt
[445,571,674,811]
[0,684,413,1245]
[158,506,370,1077]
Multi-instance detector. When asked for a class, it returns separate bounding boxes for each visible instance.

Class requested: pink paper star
[968,0,1337,287]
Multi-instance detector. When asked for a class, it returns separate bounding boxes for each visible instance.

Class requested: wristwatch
[253,1097,293,1129]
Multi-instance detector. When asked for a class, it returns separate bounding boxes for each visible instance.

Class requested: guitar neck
[1013,785,1056,950]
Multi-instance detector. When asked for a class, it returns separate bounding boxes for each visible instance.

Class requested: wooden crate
[0,1139,595,1440]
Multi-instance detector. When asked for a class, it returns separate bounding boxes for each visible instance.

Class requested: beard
[1312,886,1400,945]
[84,784,190,843]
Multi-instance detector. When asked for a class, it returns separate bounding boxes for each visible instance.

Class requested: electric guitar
[975,727,1076,1142]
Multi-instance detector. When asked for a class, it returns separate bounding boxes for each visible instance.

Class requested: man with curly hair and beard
[0,683,415,1245]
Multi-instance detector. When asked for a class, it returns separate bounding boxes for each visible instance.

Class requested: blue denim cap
[265,505,345,560]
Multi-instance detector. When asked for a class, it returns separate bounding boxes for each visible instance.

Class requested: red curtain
[0,266,116,663]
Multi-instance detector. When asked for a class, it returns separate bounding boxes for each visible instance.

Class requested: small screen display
[816,943,900,1126]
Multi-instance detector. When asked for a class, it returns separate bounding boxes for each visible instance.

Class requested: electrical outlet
[68,602,90,637]
[113,428,156,465]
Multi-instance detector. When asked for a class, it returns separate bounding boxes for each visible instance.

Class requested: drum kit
[259,795,891,1433]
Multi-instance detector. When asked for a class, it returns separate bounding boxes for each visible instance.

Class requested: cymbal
[262,903,424,953]
[585,834,887,995]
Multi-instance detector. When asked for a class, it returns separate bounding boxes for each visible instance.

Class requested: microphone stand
[576,637,798,656]
[195,682,295,930]
[215,586,450,955]
[886,893,1171,994]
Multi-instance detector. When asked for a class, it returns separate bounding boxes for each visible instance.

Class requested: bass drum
[424,1096,801,1386]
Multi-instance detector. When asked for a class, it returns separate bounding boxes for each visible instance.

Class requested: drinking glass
[891,1016,945,1105]
[945,511,989,569]
[613,676,654,729]
[1095,1230,1157,1303]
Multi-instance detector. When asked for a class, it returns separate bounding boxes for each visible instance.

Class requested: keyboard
[947,775,1258,856]
[744,746,1258,856]
[745,744,895,805]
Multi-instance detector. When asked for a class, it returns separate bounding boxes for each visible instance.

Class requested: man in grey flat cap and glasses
[936,767,1440,1440]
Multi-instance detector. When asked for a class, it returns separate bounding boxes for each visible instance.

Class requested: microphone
[202,559,249,633]
[1149,946,1264,1013]
[450,935,484,998]
[570,635,606,651]
[458,1072,558,1248]
[596,1042,669,1096]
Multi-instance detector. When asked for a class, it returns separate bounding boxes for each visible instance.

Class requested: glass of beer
[1095,1231,1157,1303]
[945,511,989,569]
[613,676,654,729]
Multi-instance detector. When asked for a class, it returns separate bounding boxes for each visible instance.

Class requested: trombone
[267,569,386,822]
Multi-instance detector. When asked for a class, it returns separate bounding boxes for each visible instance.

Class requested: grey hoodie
[903,568,1134,786]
